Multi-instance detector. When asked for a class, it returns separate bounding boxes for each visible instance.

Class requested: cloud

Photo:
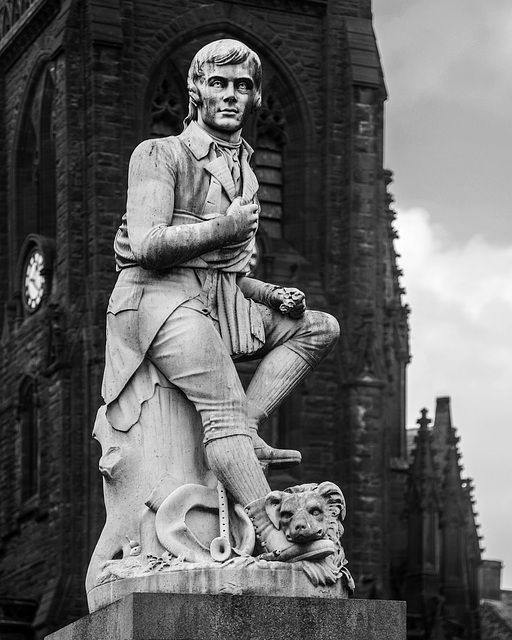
[374,0,512,111]
[374,1,512,247]
[394,206,512,586]
[397,207,512,320]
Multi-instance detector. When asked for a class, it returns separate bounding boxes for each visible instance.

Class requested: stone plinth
[46,592,406,640]
[87,564,349,612]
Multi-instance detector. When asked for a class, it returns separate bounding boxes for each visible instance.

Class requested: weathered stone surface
[88,563,349,613]
[86,383,353,613]
[86,39,351,615]
[46,593,406,640]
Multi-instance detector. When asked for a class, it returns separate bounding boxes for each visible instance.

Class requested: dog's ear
[265,491,284,529]
[316,482,346,521]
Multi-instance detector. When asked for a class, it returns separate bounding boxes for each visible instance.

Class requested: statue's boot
[250,428,301,469]
[245,497,335,562]
[205,435,333,562]
[247,345,313,469]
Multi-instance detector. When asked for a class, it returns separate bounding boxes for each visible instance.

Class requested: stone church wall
[0,1,404,635]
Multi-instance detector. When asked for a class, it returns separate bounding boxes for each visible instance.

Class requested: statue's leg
[146,305,271,500]
[146,307,333,562]
[246,309,340,466]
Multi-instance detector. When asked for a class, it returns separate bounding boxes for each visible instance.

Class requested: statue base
[87,562,349,612]
[46,592,406,640]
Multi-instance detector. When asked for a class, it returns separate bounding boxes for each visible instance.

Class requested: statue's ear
[265,491,284,529]
[316,482,346,521]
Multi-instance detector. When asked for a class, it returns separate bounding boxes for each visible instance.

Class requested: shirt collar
[180,120,254,162]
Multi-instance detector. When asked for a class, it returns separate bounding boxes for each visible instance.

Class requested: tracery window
[147,61,187,138]
[254,94,287,240]
[0,6,11,36]
[12,0,21,23]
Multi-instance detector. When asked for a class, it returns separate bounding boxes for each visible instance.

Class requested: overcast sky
[373,0,512,589]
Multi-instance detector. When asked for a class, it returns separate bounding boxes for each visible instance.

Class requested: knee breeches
[146,304,339,443]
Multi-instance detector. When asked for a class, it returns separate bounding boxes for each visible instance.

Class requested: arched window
[12,0,21,24]
[1,6,11,37]
[18,378,39,501]
[146,60,187,139]
[15,62,57,256]
[254,94,287,240]
[38,68,57,238]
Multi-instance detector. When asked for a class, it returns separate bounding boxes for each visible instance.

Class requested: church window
[15,62,57,255]
[147,61,187,138]
[12,0,21,24]
[1,6,11,37]
[254,94,287,240]
[18,378,39,502]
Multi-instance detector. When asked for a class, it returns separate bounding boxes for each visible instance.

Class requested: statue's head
[184,39,262,138]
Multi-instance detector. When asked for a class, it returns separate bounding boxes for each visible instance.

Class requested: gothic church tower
[0,0,408,635]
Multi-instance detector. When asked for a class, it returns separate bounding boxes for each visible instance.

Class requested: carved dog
[264,482,346,544]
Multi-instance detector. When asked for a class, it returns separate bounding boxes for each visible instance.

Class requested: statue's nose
[224,83,236,101]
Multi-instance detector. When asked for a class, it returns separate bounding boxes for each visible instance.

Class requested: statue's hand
[270,287,307,318]
[225,197,259,243]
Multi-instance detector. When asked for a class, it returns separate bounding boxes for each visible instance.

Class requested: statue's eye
[309,508,322,516]
[280,511,293,521]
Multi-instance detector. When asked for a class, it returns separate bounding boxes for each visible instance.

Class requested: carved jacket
[102,122,271,428]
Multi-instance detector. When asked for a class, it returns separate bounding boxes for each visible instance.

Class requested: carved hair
[184,39,262,127]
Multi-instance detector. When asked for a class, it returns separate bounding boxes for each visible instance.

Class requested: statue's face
[196,60,258,141]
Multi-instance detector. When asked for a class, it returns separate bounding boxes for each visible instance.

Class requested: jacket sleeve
[126,139,239,270]
[237,275,279,307]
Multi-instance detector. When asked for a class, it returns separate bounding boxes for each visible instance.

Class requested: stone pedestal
[87,564,349,612]
[46,592,406,640]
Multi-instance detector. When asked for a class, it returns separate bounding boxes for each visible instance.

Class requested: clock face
[24,250,46,312]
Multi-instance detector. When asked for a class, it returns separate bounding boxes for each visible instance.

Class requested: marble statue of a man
[101,39,340,563]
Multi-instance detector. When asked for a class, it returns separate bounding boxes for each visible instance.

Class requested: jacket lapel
[180,123,259,205]
[205,156,236,202]
[240,146,259,204]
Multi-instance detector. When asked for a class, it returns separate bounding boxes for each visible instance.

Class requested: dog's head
[264,482,346,544]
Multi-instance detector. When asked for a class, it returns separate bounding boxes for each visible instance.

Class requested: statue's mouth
[288,530,324,543]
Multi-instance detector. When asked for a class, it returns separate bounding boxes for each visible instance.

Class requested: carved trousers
[146,302,339,443]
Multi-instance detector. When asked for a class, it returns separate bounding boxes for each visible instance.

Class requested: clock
[23,248,46,312]
[17,234,55,317]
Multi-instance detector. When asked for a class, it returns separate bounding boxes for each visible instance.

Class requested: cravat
[210,135,242,196]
